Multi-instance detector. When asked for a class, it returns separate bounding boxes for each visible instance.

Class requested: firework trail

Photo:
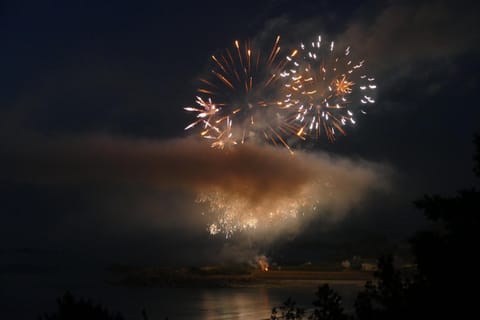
[279,35,377,142]
[185,36,298,152]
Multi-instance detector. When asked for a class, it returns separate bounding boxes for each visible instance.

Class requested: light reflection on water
[3,274,365,320]
[201,287,272,320]
[136,281,365,319]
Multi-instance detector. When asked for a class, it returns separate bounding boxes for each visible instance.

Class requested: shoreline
[108,270,374,288]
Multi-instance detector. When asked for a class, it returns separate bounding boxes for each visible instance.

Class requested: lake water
[2,271,365,320]
[106,282,365,320]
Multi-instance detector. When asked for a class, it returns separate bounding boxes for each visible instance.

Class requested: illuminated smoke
[2,136,391,238]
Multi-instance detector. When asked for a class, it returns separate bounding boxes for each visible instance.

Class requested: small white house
[341,260,351,269]
[361,262,378,272]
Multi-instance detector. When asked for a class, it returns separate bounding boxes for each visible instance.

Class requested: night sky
[1,0,480,317]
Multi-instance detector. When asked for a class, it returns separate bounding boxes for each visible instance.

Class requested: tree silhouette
[408,134,480,318]
[271,285,348,320]
[354,134,480,319]
[353,281,377,320]
[271,297,305,320]
[309,284,348,320]
[354,255,413,320]
[38,292,125,320]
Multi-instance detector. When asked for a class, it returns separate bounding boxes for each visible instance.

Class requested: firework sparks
[279,35,377,142]
[184,96,220,131]
[209,117,237,150]
[185,36,297,152]
[198,187,315,238]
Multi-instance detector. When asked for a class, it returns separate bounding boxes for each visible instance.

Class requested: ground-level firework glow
[198,186,314,237]
[193,146,388,238]
[256,255,269,271]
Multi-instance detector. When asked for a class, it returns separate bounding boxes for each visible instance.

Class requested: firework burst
[185,36,298,152]
[279,35,377,142]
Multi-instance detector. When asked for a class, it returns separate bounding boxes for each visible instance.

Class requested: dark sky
[1,0,480,315]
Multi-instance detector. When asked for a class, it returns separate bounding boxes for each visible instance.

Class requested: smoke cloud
[1,135,391,238]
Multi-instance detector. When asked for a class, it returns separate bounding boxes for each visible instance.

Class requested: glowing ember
[256,255,269,272]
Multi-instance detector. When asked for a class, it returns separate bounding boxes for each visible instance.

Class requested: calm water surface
[2,269,364,319]
[109,282,364,319]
